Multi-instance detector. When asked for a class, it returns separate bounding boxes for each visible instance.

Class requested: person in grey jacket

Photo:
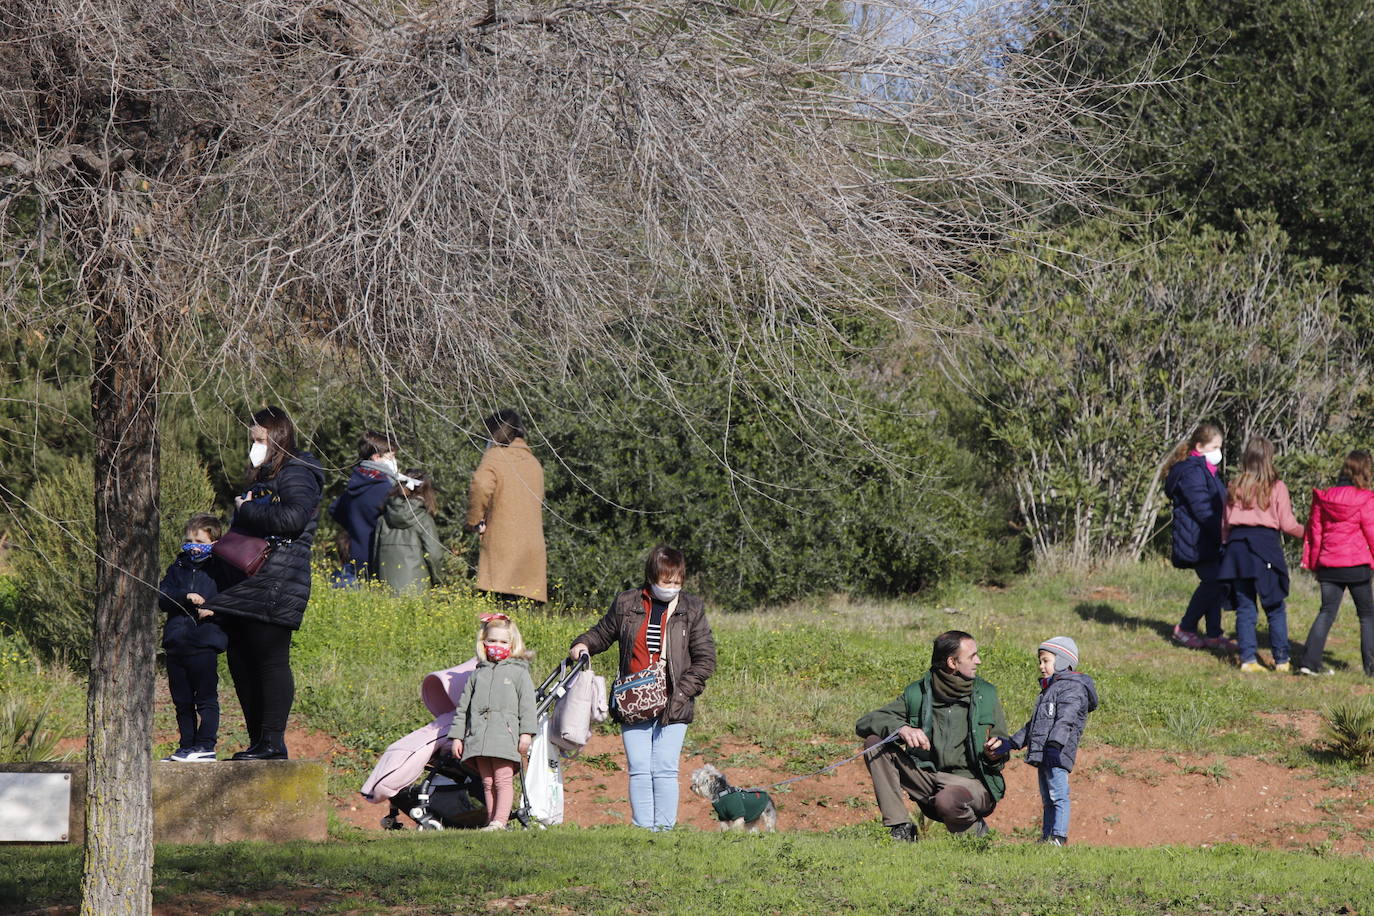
[987,636,1098,846]
[454,613,537,830]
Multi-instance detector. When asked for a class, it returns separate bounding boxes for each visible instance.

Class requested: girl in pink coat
[1299,451,1374,676]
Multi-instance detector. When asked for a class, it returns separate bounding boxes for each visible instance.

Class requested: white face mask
[377,457,398,475]
[650,583,681,602]
[249,441,268,468]
[1203,449,1222,467]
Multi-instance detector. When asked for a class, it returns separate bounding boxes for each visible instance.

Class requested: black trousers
[221,616,295,742]
[166,649,220,749]
[1300,579,1374,675]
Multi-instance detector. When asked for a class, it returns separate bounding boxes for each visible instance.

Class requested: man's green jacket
[855,671,1010,802]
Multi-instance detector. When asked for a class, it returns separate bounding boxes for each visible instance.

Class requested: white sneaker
[480,821,507,831]
[1297,666,1334,677]
[167,747,217,762]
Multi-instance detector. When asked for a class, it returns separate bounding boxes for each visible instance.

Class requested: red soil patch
[62,680,1373,854]
[343,726,1374,855]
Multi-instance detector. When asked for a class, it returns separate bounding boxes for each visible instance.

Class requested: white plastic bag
[522,718,564,826]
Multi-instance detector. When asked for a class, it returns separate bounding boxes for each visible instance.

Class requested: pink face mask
[484,643,511,662]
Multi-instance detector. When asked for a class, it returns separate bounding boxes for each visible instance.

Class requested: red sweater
[1303,484,1374,570]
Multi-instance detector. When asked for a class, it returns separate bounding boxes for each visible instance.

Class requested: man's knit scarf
[931,666,974,702]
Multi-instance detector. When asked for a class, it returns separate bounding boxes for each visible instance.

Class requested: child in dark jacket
[329,430,400,585]
[988,636,1098,846]
[158,513,231,762]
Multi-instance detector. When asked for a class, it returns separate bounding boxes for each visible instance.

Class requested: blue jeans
[1233,579,1289,665]
[621,720,688,830]
[1037,765,1070,840]
[1178,559,1225,638]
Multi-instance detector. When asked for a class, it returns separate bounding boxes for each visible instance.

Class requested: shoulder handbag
[610,660,668,725]
[609,594,677,725]
[212,528,273,576]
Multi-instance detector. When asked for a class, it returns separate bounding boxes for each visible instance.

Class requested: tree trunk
[82,292,160,916]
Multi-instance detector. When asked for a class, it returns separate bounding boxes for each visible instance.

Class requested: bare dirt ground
[334,712,1374,856]
[62,680,1370,856]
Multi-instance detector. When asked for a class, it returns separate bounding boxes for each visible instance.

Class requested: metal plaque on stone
[0,772,72,842]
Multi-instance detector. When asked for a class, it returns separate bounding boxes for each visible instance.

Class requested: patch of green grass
[3,831,1374,914]
[282,560,1374,781]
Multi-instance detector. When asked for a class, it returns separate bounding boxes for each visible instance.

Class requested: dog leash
[741,731,904,794]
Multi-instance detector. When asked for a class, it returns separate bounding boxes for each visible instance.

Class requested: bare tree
[1,0,1118,911]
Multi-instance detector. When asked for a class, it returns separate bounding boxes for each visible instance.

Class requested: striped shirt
[630,593,671,672]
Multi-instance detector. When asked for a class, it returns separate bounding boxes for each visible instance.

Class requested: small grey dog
[689,764,777,833]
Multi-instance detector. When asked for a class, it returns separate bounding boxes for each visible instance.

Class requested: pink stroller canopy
[420,657,479,717]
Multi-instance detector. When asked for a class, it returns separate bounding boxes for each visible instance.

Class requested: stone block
[152,760,327,844]
[1,760,326,844]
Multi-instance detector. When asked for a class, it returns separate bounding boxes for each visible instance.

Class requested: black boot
[231,740,266,760]
[233,734,288,760]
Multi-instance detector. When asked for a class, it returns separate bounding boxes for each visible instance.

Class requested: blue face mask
[182,542,214,560]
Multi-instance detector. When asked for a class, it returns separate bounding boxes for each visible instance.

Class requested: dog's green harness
[711,790,770,822]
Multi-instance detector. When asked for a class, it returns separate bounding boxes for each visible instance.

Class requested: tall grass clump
[1322,700,1374,767]
[0,694,71,763]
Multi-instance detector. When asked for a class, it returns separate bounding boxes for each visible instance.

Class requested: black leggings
[1300,579,1374,675]
[222,617,295,742]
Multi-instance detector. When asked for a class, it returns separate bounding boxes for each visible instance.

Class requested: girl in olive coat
[453,614,537,829]
[371,470,445,594]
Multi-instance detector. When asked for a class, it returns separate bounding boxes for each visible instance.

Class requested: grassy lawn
[3,827,1372,915]
[5,562,1374,912]
[285,559,1374,785]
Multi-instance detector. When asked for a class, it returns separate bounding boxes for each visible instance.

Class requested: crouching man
[856,630,1010,841]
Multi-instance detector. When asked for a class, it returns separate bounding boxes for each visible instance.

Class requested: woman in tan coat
[465,410,547,604]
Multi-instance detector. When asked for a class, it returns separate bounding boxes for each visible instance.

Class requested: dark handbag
[610,660,668,725]
[212,529,273,576]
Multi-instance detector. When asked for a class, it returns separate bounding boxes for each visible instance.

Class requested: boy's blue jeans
[1038,765,1070,840]
[1233,578,1289,665]
[621,720,688,830]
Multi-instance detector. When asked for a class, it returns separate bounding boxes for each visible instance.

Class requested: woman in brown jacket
[569,545,717,830]
[465,410,547,604]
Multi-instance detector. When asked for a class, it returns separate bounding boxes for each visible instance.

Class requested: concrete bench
[1,760,327,844]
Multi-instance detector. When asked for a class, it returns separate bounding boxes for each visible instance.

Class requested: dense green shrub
[953,215,1368,565]
[5,448,217,665]
[1042,0,1374,292]
[287,332,1014,610]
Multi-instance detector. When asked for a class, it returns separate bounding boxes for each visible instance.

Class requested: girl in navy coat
[1163,423,1236,651]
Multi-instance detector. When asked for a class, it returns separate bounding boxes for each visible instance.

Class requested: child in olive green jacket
[454,614,537,829]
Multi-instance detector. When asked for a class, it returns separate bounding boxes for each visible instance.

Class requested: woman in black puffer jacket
[203,406,323,760]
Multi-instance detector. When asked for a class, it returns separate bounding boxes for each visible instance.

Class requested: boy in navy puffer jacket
[157,513,231,762]
[987,636,1097,845]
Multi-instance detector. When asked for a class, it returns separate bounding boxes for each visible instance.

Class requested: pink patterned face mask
[484,643,511,662]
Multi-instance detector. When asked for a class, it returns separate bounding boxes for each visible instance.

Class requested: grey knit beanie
[1039,636,1079,672]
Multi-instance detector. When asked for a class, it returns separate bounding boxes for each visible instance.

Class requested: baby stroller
[360,656,605,831]
[360,659,487,830]
[510,655,605,828]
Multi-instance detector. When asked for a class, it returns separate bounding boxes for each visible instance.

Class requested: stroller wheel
[417,817,446,831]
[380,815,401,830]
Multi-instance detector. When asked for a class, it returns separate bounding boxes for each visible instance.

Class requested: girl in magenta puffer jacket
[1299,451,1374,677]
